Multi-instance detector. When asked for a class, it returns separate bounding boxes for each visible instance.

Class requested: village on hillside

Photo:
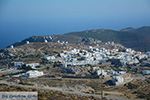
[0,38,150,99]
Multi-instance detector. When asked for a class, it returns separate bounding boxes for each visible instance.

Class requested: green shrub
[145,79,150,83]
[127,82,139,89]
[18,82,34,86]
[77,58,84,61]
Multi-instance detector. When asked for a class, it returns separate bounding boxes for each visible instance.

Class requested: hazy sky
[0,0,150,48]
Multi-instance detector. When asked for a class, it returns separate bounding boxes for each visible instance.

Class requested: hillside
[6,26,150,52]
[66,26,150,51]
[122,26,150,34]
[11,35,83,47]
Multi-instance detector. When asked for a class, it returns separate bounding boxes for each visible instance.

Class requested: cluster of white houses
[55,45,150,82]
[14,62,40,69]
[14,62,44,78]
[57,40,68,45]
[12,42,150,79]
[95,69,129,85]
[104,41,115,45]
[57,46,148,67]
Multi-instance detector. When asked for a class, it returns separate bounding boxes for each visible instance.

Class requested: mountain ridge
[4,26,150,52]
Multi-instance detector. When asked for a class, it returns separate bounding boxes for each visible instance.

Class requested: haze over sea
[0,0,150,49]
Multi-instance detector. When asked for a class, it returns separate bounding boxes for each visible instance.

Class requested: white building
[114,72,120,76]
[126,48,132,52]
[65,41,68,44]
[67,58,77,62]
[109,70,116,74]
[111,42,114,45]
[21,70,44,78]
[138,54,148,60]
[96,44,99,47]
[119,71,126,75]
[59,53,71,58]
[26,63,40,69]
[82,56,94,61]
[96,70,107,76]
[147,52,150,57]
[112,76,124,85]
[26,41,30,44]
[61,41,65,44]
[57,40,60,43]
[11,45,14,48]
[105,43,108,45]
[44,39,48,43]
[88,46,93,51]
[14,62,24,67]
[142,70,150,75]
[120,61,127,66]
[45,56,56,61]
[49,36,52,39]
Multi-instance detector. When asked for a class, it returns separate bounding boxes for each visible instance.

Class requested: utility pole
[99,62,103,100]
[101,66,103,100]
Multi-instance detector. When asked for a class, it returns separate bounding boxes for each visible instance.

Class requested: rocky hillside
[0,39,125,61]
[66,26,150,51]
[5,26,150,52]
[10,34,83,48]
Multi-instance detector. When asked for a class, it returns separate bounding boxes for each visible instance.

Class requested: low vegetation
[0,83,101,100]
[18,82,34,86]
[125,82,139,89]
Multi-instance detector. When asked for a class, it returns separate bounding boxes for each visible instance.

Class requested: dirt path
[0,81,134,100]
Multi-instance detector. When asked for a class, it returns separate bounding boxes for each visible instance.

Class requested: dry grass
[0,83,101,100]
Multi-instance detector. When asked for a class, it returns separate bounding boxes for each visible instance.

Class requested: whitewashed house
[44,39,48,43]
[142,70,150,75]
[138,54,148,60]
[11,45,14,48]
[81,56,94,61]
[119,71,126,75]
[21,70,44,78]
[126,48,132,52]
[95,56,103,60]
[112,76,124,85]
[147,52,150,57]
[96,44,99,47]
[114,72,120,76]
[96,70,107,76]
[65,41,68,44]
[57,40,60,43]
[49,36,52,39]
[109,70,116,74]
[111,42,114,45]
[45,56,56,61]
[67,58,77,62]
[26,41,30,44]
[26,63,40,69]
[88,46,93,51]
[61,41,65,44]
[127,58,139,65]
[59,53,71,58]
[14,62,24,67]
[62,63,67,68]
[120,60,127,66]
